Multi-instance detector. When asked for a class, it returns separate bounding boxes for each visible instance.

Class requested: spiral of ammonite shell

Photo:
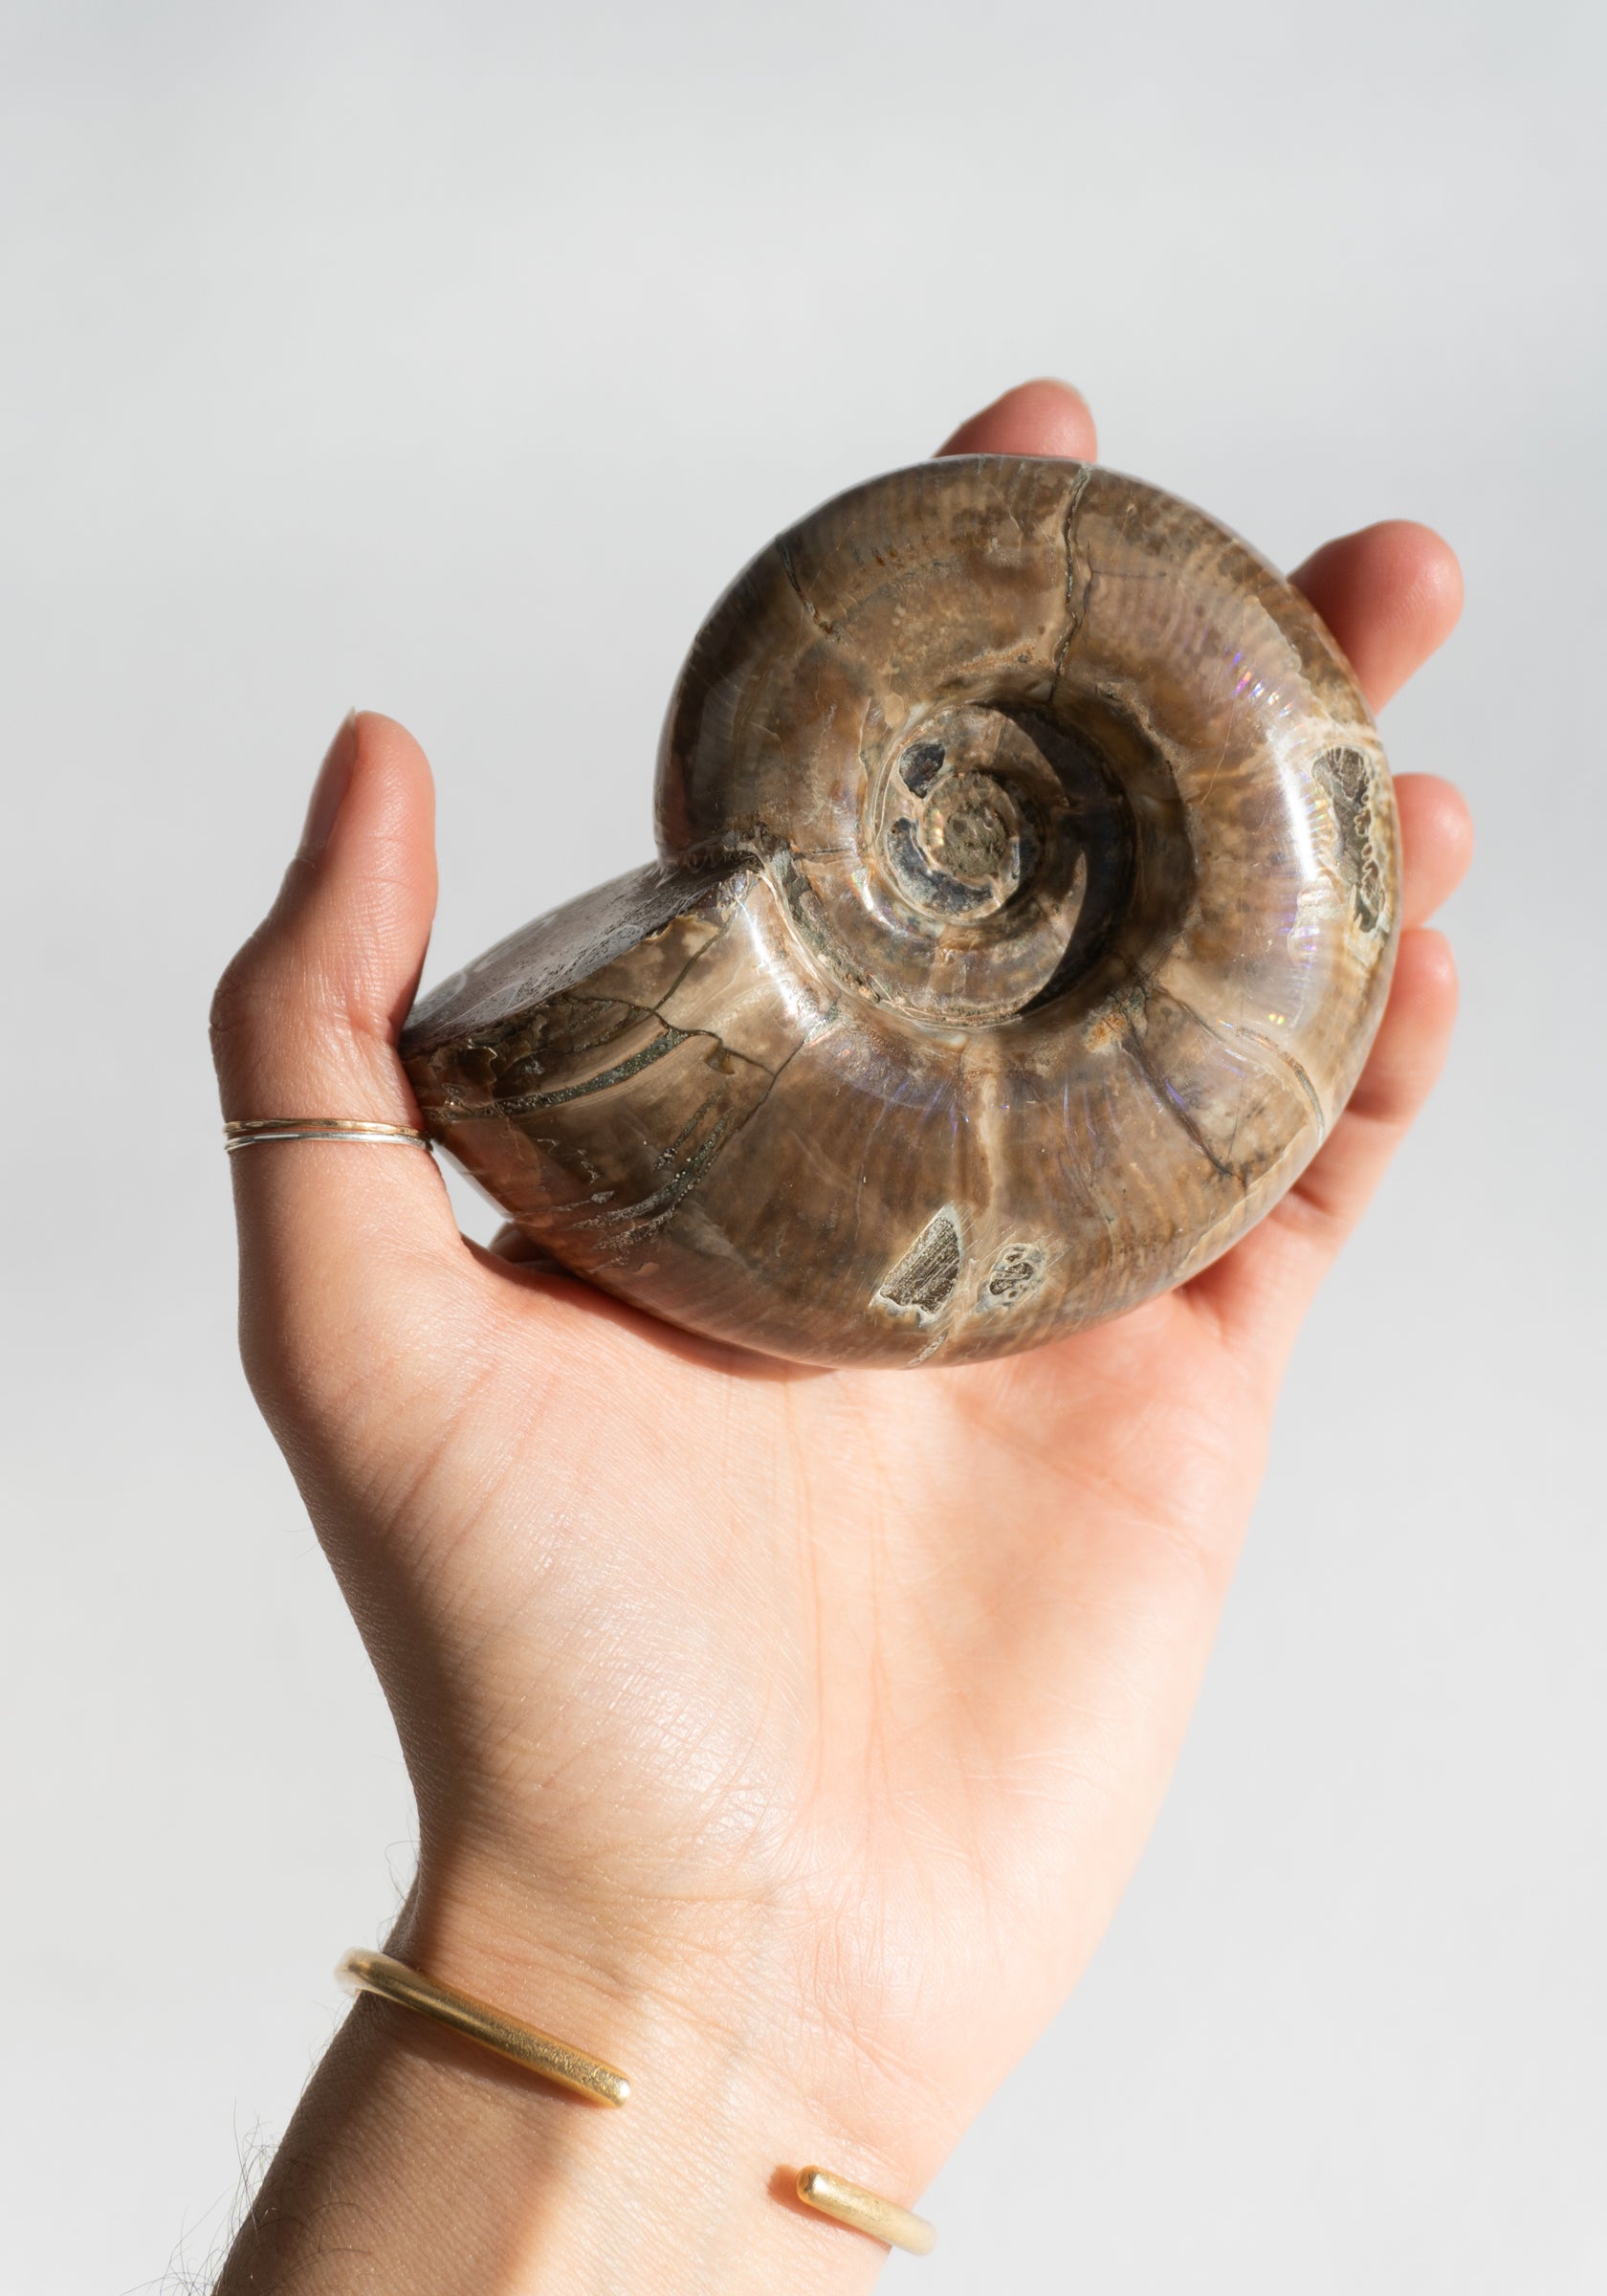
[402,456,1398,1368]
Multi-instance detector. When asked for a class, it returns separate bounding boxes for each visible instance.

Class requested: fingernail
[300,710,359,854]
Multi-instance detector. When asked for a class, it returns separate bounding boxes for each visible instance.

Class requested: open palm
[212,382,1469,2281]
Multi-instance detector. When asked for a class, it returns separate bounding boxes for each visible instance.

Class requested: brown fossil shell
[402,456,1398,1368]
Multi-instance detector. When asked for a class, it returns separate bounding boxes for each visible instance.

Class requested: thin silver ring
[223,1117,432,1153]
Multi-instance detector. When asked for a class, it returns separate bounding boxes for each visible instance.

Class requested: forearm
[215,1909,900,2296]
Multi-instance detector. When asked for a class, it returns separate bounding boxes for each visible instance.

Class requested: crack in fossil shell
[563,1025,820,1263]
[422,893,755,1118]
[419,879,842,1267]
[1051,463,1094,687]
[439,1021,699,1115]
[1120,1020,1237,1182]
[775,536,837,637]
[1232,1026,1328,1145]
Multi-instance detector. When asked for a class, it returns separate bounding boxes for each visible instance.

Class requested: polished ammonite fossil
[402,455,1398,1368]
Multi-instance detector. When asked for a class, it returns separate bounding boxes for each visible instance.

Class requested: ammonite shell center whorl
[403,456,1398,1369]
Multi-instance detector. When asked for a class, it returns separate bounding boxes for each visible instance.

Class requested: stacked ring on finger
[223,1118,433,1152]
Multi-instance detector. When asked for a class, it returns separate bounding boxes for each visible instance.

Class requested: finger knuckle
[209,938,272,1052]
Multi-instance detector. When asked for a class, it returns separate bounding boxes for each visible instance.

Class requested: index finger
[1288,520,1464,713]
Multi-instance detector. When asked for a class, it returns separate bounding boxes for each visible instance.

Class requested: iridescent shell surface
[403,456,1398,1367]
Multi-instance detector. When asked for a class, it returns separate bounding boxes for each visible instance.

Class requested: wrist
[382,1868,936,2291]
[221,1939,907,2296]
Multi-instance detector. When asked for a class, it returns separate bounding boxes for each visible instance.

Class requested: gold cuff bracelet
[336,1947,629,2106]
[337,1960,936,2253]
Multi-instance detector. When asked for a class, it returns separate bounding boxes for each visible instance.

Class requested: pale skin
[209,382,1471,2291]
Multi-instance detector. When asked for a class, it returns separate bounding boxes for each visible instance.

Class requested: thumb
[209,710,462,1428]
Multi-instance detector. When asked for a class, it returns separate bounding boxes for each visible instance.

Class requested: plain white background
[2,2,1601,2286]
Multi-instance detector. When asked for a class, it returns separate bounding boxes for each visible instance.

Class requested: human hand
[210,380,1469,2290]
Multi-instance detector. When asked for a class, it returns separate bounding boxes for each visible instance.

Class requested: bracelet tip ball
[796,2163,936,2256]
